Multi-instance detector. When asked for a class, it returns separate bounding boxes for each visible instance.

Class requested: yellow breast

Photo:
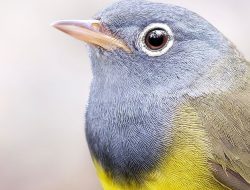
[93,105,230,190]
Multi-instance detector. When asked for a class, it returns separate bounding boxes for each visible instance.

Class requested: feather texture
[190,65,250,189]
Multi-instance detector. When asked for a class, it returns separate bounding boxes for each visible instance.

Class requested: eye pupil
[145,29,169,50]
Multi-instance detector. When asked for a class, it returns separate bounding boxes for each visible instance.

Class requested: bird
[52,0,250,189]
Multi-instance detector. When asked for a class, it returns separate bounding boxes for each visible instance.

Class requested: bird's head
[53,0,241,97]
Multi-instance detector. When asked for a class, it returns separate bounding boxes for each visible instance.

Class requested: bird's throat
[85,89,176,183]
[91,105,229,190]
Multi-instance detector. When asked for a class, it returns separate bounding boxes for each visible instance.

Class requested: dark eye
[139,23,174,57]
[145,29,169,50]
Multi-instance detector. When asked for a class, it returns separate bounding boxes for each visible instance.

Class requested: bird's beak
[52,20,131,53]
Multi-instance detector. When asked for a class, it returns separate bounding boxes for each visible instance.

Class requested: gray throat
[85,79,178,182]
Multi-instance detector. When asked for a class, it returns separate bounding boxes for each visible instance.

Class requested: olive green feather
[189,62,250,189]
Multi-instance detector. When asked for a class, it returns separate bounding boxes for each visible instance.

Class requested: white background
[0,0,249,189]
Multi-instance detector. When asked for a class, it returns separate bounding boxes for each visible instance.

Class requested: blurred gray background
[0,0,249,189]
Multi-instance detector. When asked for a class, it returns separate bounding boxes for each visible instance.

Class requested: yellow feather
[93,105,230,190]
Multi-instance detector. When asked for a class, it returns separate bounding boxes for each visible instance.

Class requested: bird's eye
[138,23,174,57]
[145,29,168,50]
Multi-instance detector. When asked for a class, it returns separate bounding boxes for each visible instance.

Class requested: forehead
[95,0,194,28]
[94,0,219,49]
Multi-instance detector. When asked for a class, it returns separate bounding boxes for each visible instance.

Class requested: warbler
[52,0,250,189]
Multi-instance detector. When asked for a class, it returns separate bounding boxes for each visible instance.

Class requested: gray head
[53,0,244,97]
[90,0,244,97]
[53,0,246,183]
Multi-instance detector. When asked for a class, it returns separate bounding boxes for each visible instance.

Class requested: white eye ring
[138,23,174,57]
